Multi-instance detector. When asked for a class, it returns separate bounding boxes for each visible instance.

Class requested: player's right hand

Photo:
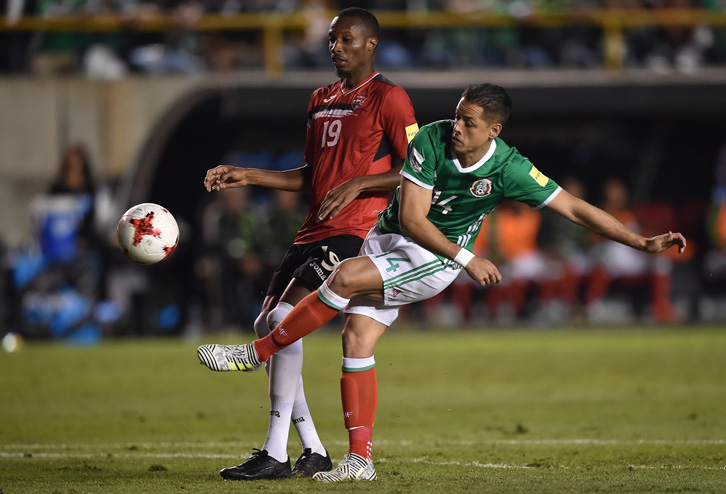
[465,257,502,286]
[204,165,249,192]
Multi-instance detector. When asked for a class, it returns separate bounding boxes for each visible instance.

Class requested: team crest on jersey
[352,93,367,110]
[410,147,424,173]
[470,178,493,198]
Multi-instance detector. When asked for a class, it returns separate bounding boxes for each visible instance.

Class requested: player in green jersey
[198,83,687,482]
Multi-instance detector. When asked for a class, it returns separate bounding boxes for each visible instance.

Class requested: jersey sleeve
[303,89,319,174]
[400,125,436,190]
[379,86,418,162]
[503,156,561,209]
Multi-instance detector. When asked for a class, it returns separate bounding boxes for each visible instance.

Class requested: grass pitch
[1,326,725,493]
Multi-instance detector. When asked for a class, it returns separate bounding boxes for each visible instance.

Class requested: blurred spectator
[647,0,715,73]
[429,199,567,326]
[257,189,306,268]
[483,200,553,324]
[584,177,679,323]
[703,144,726,286]
[197,187,272,330]
[282,0,336,68]
[29,0,86,75]
[537,176,592,322]
[12,142,106,342]
[128,0,207,74]
[39,142,99,261]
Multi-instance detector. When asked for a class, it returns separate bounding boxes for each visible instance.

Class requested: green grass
[1,326,725,493]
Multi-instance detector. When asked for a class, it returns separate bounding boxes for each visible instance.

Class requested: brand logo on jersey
[323,94,338,103]
[410,147,424,173]
[529,165,549,187]
[313,108,354,119]
[351,93,367,110]
[405,123,419,143]
[391,288,401,298]
[470,178,493,197]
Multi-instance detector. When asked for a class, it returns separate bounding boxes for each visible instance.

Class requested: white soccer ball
[116,203,179,265]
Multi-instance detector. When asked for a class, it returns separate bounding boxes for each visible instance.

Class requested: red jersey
[294,72,418,244]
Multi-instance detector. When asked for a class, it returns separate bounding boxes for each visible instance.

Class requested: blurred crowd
[3,139,726,342]
[2,0,726,76]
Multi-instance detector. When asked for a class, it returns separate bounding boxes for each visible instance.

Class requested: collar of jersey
[450,139,497,173]
[338,72,380,96]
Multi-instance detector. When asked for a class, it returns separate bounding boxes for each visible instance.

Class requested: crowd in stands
[2,0,726,75]
[413,175,695,328]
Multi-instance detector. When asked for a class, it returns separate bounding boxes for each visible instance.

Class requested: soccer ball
[116,203,179,265]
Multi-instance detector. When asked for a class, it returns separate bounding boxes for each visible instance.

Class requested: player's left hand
[317,178,362,221]
[644,231,687,254]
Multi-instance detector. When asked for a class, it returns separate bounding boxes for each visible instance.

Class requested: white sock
[260,302,298,462]
[264,301,325,457]
[291,376,326,455]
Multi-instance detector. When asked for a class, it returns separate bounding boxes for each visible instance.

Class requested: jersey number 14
[432,190,457,215]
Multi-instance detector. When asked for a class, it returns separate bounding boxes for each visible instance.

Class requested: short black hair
[462,83,512,125]
[335,7,380,39]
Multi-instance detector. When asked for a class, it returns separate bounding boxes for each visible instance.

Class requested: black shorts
[266,234,365,298]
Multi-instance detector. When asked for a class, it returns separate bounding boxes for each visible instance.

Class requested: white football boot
[197,344,262,372]
[312,453,377,482]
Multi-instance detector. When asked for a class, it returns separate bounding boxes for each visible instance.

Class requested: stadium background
[1,1,726,341]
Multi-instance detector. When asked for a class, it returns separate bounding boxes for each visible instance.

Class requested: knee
[254,310,270,338]
[327,260,359,297]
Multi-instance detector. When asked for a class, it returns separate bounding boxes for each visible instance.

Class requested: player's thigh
[327,256,384,298]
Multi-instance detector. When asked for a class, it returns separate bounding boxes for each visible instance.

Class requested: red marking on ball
[130,212,162,246]
[162,237,179,260]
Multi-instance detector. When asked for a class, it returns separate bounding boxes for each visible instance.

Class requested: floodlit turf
[1,326,725,493]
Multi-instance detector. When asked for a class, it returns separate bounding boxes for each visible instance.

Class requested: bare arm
[546,189,686,254]
[204,165,309,193]
[316,164,404,221]
[398,178,502,286]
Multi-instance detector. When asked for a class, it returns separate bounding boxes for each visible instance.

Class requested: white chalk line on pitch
[0,452,723,471]
[2,438,725,451]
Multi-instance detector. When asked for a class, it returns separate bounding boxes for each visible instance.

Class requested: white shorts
[344,225,462,327]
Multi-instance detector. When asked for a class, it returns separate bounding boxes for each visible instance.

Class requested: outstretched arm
[546,189,686,254]
[204,165,309,193]
[398,178,502,286]
[317,164,404,221]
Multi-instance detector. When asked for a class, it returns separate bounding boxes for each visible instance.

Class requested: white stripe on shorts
[344,226,461,327]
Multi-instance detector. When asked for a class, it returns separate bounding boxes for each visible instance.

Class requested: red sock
[341,367,377,460]
[253,290,340,362]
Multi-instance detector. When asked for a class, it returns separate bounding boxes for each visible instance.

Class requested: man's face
[451,98,499,156]
[328,16,375,79]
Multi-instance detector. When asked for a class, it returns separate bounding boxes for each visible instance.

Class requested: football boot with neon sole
[312,453,377,482]
[197,344,262,372]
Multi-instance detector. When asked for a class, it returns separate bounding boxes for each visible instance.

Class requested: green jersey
[378,119,561,255]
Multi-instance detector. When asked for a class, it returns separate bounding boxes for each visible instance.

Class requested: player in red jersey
[201,8,418,481]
